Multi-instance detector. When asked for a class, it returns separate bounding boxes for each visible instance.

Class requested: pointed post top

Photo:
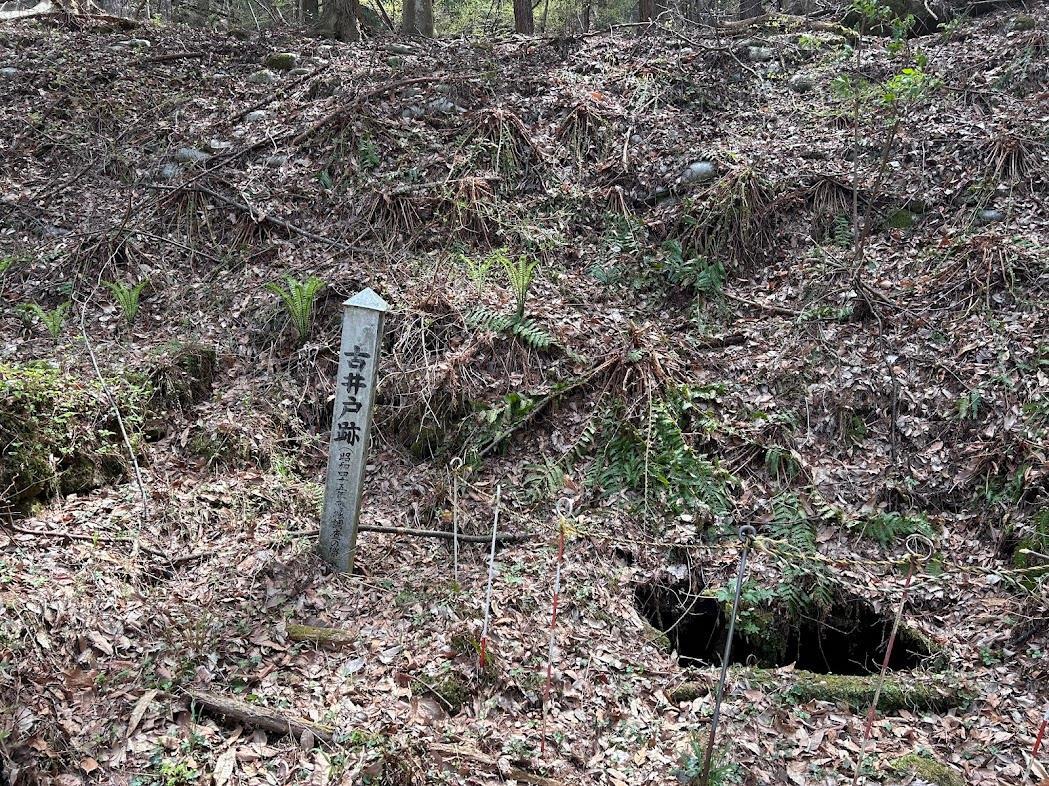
[344,287,389,312]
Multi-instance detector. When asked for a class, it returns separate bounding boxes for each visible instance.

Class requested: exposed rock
[247,69,278,85]
[175,147,209,164]
[265,52,299,71]
[978,208,1004,223]
[1006,13,1036,31]
[388,42,417,55]
[205,138,232,154]
[748,46,776,62]
[426,96,459,115]
[0,67,20,78]
[306,78,338,100]
[244,110,268,123]
[112,38,152,49]
[265,154,289,167]
[387,55,404,68]
[789,73,816,93]
[289,66,312,76]
[157,162,181,180]
[680,160,717,184]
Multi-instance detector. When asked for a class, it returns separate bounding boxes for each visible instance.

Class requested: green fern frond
[20,301,70,341]
[266,275,325,342]
[510,318,554,350]
[106,279,149,326]
[465,306,515,333]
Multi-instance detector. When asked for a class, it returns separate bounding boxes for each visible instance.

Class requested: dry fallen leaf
[127,689,158,738]
[212,746,237,786]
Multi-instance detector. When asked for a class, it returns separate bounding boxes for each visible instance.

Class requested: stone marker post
[320,287,389,572]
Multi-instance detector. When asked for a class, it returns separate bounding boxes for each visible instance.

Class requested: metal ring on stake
[555,498,574,520]
[738,524,757,544]
[905,533,934,565]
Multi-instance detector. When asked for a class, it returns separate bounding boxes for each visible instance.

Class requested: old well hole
[635,577,931,675]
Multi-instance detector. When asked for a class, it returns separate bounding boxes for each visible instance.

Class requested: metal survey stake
[701,525,756,786]
[319,287,389,573]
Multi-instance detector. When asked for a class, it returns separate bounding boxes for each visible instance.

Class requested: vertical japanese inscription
[319,288,389,572]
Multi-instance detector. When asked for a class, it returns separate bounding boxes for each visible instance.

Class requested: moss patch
[893,753,966,786]
[420,672,472,715]
[786,671,972,713]
[0,362,150,504]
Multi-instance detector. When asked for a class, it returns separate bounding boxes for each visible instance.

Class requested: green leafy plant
[265,275,326,342]
[465,307,554,351]
[673,736,739,785]
[357,137,380,170]
[20,302,70,341]
[106,279,149,326]
[768,493,836,614]
[714,580,775,638]
[591,386,735,517]
[660,240,725,299]
[855,510,935,548]
[957,388,983,420]
[457,249,495,293]
[498,249,538,322]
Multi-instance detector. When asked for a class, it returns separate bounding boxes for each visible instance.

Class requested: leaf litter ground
[0,6,1047,785]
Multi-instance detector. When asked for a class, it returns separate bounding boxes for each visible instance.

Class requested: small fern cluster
[855,510,935,548]
[460,248,554,351]
[265,275,325,343]
[20,302,70,342]
[768,493,835,615]
[659,240,726,299]
[590,387,735,518]
[106,279,149,326]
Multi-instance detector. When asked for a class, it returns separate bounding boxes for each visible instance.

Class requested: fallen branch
[145,50,208,64]
[231,63,330,123]
[185,689,334,744]
[145,183,370,254]
[295,524,533,544]
[286,623,355,649]
[722,289,802,317]
[290,75,473,147]
[430,742,565,786]
[476,356,619,458]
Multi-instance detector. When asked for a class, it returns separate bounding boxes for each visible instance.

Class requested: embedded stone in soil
[634,580,933,676]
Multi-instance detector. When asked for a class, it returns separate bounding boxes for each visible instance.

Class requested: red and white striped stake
[479,485,501,671]
[540,510,568,756]
[850,534,932,786]
[1026,706,1049,780]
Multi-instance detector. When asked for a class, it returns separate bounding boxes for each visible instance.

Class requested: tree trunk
[401,0,433,35]
[739,0,762,19]
[302,0,318,23]
[638,0,654,21]
[513,0,533,32]
[324,0,359,40]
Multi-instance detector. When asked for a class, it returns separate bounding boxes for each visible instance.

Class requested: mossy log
[787,670,972,713]
[286,623,355,649]
[893,753,966,786]
[667,681,710,703]
[186,689,333,743]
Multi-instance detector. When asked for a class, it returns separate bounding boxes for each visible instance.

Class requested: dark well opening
[635,579,931,675]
